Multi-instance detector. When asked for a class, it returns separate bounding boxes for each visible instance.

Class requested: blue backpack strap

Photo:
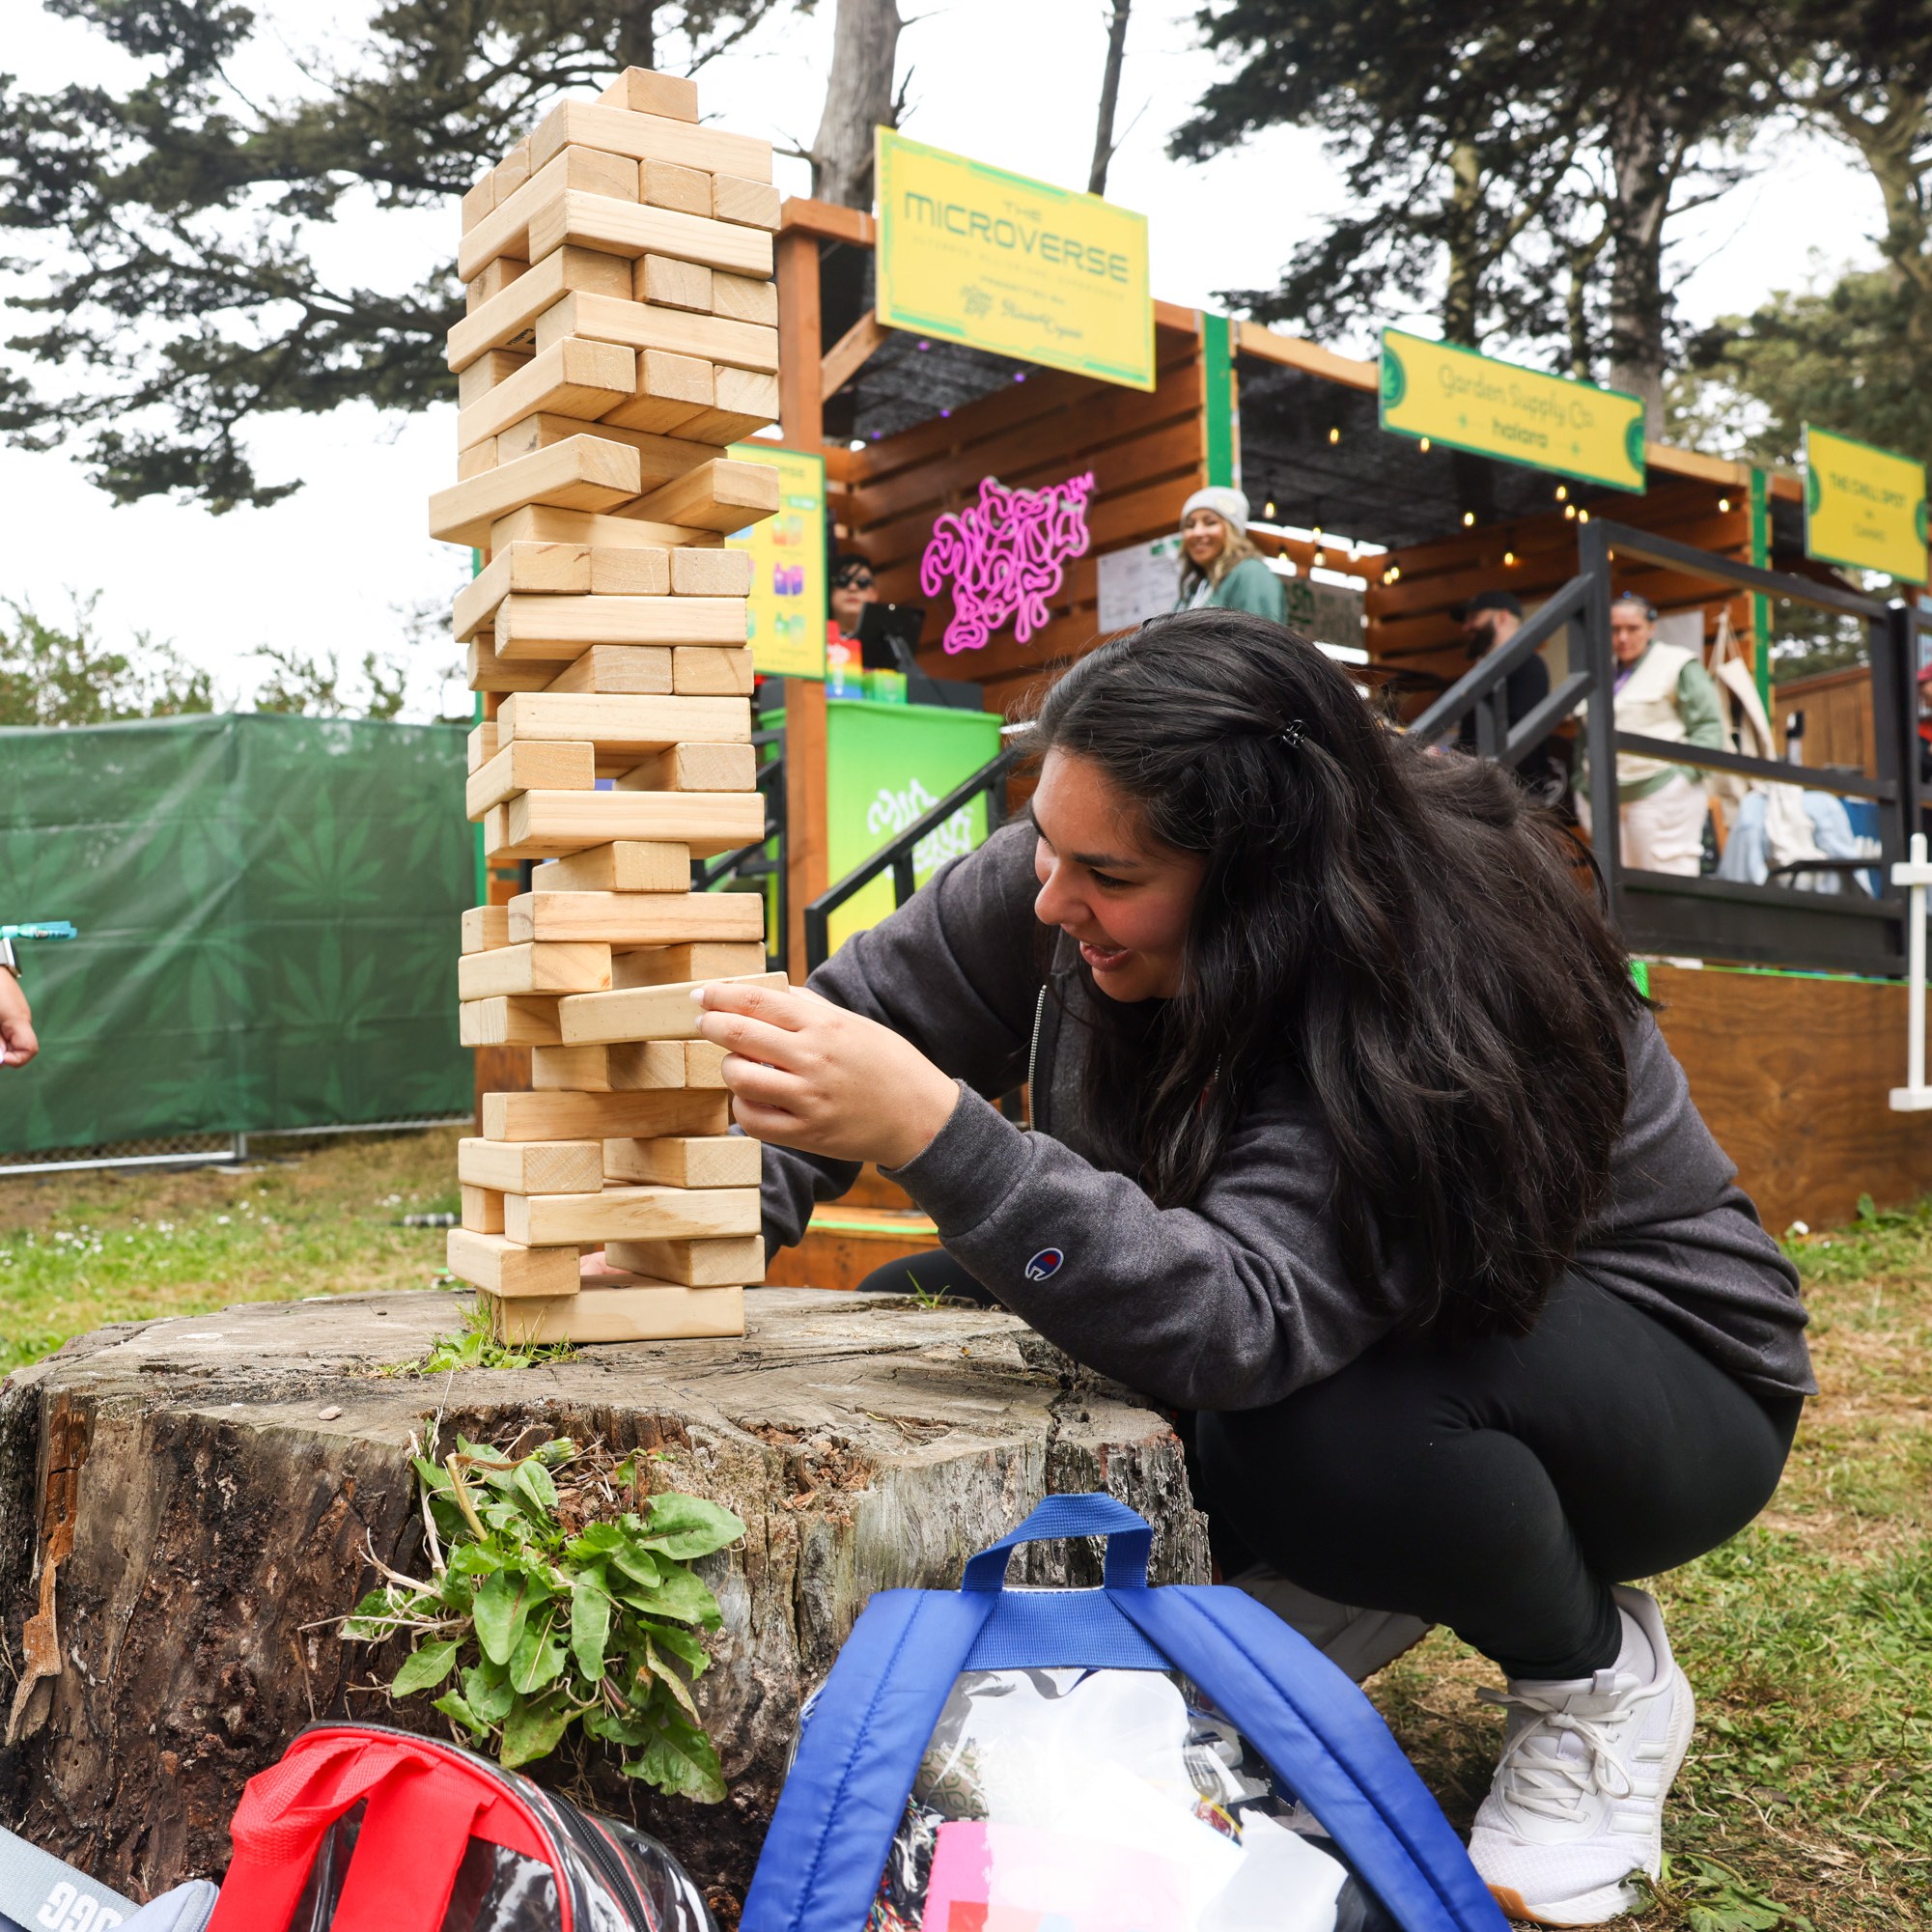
[960,1491,1153,1590]
[1113,1584,1509,1932]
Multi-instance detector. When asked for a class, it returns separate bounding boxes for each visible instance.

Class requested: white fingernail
[688,987,705,1001]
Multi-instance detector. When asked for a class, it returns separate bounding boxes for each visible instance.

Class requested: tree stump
[0,1287,1207,1912]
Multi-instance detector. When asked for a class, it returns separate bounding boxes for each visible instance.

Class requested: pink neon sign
[918,471,1096,654]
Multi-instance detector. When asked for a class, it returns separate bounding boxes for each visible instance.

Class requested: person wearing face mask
[699,609,1809,1929]
[1173,487,1287,623]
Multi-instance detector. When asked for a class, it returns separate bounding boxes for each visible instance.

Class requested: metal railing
[802,742,1023,972]
[1411,518,1924,977]
[693,726,788,970]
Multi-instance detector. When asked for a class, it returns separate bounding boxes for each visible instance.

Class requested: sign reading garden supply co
[1379,329,1646,493]
[1803,424,1929,585]
[875,128,1154,391]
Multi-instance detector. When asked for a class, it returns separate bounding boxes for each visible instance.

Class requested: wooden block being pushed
[613,941,765,987]
[506,788,767,859]
[465,740,596,818]
[527,190,773,281]
[462,905,512,954]
[560,970,785,1045]
[494,591,747,659]
[513,888,765,945]
[534,840,690,892]
[531,1040,697,1092]
[484,1087,730,1141]
[629,459,778,533]
[458,940,612,999]
[618,742,757,792]
[430,435,641,547]
[535,292,778,374]
[458,1135,603,1195]
[597,67,700,123]
[447,1227,581,1300]
[607,1234,763,1286]
[497,690,751,752]
[486,1282,744,1345]
[545,647,672,696]
[457,337,635,451]
[673,646,754,695]
[461,1184,505,1234]
[507,1183,760,1246]
[604,1134,761,1187]
[460,995,561,1047]
[530,100,771,186]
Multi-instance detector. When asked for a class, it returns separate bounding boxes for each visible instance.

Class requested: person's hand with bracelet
[0,938,39,1067]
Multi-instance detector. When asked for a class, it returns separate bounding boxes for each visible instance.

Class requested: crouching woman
[697,609,1810,1928]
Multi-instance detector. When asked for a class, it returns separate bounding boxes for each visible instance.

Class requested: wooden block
[458,347,533,410]
[560,969,784,1044]
[497,690,751,753]
[458,440,497,480]
[612,941,766,988]
[597,67,700,123]
[490,504,715,551]
[711,270,778,326]
[460,995,562,1047]
[671,547,755,596]
[494,411,718,486]
[684,1040,729,1087]
[461,1184,505,1234]
[514,888,764,945]
[466,256,526,314]
[673,645,755,695]
[534,841,692,893]
[531,1040,692,1092]
[447,1227,581,1299]
[641,156,712,216]
[486,1282,744,1344]
[544,647,673,696]
[462,904,512,953]
[483,1087,730,1140]
[454,542,595,643]
[459,145,640,283]
[495,591,747,657]
[713,174,781,230]
[448,245,634,372]
[537,291,778,374]
[465,739,597,818]
[458,940,612,999]
[467,635,557,693]
[506,1183,760,1246]
[492,138,533,201]
[532,1044,616,1091]
[462,176,495,231]
[465,721,500,772]
[457,337,635,451]
[529,99,771,185]
[430,435,642,548]
[606,1234,763,1287]
[617,742,757,792]
[604,1134,761,1187]
[507,789,768,858]
[458,1136,604,1194]
[637,255,714,313]
[526,189,773,281]
[671,367,780,444]
[631,459,778,533]
[600,349,715,434]
[591,546,675,595]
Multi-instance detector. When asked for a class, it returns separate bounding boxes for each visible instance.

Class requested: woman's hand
[0,971,38,1069]
[693,980,961,1168]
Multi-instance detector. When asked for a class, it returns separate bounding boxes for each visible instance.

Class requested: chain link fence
[0,1114,471,1179]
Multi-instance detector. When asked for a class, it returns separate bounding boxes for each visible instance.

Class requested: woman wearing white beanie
[1174,485,1287,623]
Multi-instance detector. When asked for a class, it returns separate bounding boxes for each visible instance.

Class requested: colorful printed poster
[726,443,828,678]
[1804,424,1930,584]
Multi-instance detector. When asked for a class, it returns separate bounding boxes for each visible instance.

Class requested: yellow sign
[875,128,1154,391]
[1379,329,1646,492]
[1804,424,1929,584]
[727,443,827,679]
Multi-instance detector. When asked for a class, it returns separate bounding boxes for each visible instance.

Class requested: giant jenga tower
[433,66,785,1346]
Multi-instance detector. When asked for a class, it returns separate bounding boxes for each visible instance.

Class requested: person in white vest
[1582,592,1727,874]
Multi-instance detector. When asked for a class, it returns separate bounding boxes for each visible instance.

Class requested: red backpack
[204,1724,713,1932]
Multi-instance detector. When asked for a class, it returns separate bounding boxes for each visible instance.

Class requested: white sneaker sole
[1483,1666,1697,1927]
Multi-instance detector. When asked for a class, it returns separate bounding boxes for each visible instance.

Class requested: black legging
[857,1253,1802,1680]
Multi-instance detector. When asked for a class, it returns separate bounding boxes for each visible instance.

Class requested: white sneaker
[1468,1587,1695,1925]
[1230,1565,1434,1683]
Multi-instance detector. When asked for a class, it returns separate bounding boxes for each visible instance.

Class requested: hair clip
[1278,719,1307,749]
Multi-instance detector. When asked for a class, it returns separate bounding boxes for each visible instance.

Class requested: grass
[1,1134,1927,1925]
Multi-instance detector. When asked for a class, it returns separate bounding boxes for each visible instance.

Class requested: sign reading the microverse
[875,128,1154,391]
[1804,424,1929,585]
[1379,329,1646,492]
[726,443,827,679]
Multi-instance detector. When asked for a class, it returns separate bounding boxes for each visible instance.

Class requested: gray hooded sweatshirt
[761,822,1813,1412]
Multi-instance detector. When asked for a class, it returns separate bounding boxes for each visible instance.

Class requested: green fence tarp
[0,713,471,1154]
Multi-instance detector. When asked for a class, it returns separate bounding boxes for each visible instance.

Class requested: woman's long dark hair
[1030,608,1644,1337]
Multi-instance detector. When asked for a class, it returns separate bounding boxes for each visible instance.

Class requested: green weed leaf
[474,1568,541,1665]
[637,1494,746,1560]
[392,1638,461,1697]
[572,1580,612,1683]
[500,1692,573,1768]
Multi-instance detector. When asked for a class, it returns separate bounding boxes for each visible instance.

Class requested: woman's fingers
[717,1052,811,1108]
[694,978,816,1029]
[697,1006,812,1069]
[729,1095,811,1144]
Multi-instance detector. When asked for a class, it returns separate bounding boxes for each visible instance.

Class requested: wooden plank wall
[831,309,1207,715]
[1772,665,1879,774]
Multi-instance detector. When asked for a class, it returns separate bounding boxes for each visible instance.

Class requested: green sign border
[1377,327,1647,494]
[875,127,1156,392]
[1801,422,1930,586]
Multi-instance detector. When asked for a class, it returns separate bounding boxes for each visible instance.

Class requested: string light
[1719,495,1732,512]
[1462,511,1476,527]
[1312,525,1324,543]
[1314,550,1326,568]
[1264,499,1277,519]
[1504,550,1517,566]
[1579,509,1591,524]
[1419,437,1432,453]
[1386,564,1402,584]
[1555,486,1568,502]
[1564,504,1577,520]
[1328,427,1341,444]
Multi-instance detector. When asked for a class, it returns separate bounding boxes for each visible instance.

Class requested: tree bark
[1088,0,1134,196]
[0,1289,1206,1913]
[1604,89,1672,433]
[1442,140,1484,347]
[810,0,902,208]
[616,0,658,71]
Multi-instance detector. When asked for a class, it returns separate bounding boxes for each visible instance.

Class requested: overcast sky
[0,0,1883,718]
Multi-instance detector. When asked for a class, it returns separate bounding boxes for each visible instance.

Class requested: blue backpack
[742,1493,1506,1932]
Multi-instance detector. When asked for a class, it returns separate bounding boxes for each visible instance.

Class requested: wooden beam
[783,674,827,977]
[778,196,875,246]
[821,309,889,402]
[1235,321,1379,394]
[777,226,824,450]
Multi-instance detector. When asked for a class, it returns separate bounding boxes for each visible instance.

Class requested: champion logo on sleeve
[1023,1247,1065,1281]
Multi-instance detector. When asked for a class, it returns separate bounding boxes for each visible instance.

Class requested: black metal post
[1577,518,1623,924]
[1868,607,1910,885]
